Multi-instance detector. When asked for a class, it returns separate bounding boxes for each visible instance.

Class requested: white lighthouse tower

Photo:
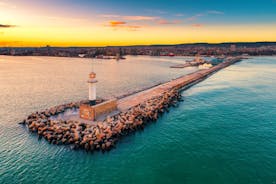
[88,72,97,105]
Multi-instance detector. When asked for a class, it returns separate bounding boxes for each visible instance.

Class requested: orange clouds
[107,21,141,31]
[109,21,126,27]
[103,15,156,31]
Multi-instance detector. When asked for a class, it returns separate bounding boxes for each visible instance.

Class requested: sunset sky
[0,0,276,47]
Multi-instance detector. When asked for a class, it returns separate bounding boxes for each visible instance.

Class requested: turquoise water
[0,56,276,183]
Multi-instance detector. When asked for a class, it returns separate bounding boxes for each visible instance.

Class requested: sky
[0,0,276,47]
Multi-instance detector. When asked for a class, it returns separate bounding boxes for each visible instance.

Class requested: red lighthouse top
[89,72,96,79]
[88,72,97,83]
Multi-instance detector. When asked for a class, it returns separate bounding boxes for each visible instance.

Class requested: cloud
[106,21,141,31]
[207,10,224,15]
[100,14,159,21]
[0,24,16,28]
[157,19,182,25]
[122,16,158,21]
[109,21,126,27]
[100,14,158,21]
[191,24,203,28]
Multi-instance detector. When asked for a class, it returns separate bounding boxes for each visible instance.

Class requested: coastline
[1,54,276,59]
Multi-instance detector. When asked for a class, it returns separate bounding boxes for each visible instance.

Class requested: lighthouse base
[79,99,117,121]
[89,100,96,106]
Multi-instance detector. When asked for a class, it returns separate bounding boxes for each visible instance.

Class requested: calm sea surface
[0,56,275,184]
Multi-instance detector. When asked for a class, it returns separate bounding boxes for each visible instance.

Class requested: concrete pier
[118,57,242,111]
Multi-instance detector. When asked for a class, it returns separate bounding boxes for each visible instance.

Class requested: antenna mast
[91,56,94,73]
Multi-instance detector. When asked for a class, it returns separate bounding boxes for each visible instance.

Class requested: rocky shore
[20,88,182,152]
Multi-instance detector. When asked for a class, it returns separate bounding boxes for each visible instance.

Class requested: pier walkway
[118,57,241,111]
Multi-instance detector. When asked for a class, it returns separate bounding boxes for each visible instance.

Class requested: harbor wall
[94,99,117,118]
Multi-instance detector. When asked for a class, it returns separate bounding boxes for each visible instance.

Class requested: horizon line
[1,41,276,48]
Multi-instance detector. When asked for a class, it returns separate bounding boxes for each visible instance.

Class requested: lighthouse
[80,69,117,121]
[88,72,97,105]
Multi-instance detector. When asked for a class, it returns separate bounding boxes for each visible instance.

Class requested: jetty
[20,56,243,152]
[118,57,241,111]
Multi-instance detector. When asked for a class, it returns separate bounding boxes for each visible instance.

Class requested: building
[230,44,237,52]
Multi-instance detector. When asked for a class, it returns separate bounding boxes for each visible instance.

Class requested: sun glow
[0,1,276,47]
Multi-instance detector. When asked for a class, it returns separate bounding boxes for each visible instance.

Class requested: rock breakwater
[20,89,182,152]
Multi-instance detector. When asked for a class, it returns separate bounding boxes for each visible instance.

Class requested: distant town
[1,42,276,58]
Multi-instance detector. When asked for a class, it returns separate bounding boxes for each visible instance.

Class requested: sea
[0,55,275,184]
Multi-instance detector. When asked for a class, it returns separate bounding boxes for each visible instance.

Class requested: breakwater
[20,57,243,152]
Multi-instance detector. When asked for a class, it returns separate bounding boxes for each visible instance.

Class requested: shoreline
[1,54,276,59]
[20,56,244,152]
